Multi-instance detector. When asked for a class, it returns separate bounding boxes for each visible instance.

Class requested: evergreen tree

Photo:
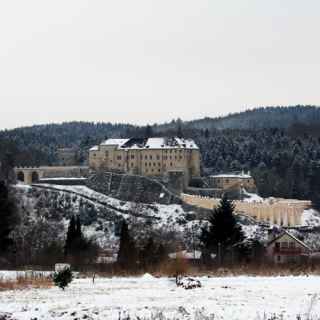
[140,237,157,269]
[0,181,19,253]
[64,215,99,265]
[64,215,76,256]
[144,125,154,139]
[176,118,183,138]
[200,196,244,264]
[117,221,137,270]
[155,243,167,264]
[75,216,82,239]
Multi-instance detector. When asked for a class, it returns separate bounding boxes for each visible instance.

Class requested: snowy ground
[1,275,320,319]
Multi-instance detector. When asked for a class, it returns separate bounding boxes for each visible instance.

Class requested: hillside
[12,183,320,266]
[156,105,320,131]
[0,106,320,206]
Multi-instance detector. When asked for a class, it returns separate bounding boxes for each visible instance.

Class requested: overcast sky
[0,0,319,129]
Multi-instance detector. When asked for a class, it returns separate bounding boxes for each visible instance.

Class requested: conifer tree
[64,215,76,256]
[117,221,137,270]
[75,216,82,240]
[140,237,157,269]
[200,195,244,264]
[0,181,19,253]
[64,215,99,265]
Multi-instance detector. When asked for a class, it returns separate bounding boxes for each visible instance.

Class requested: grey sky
[0,0,319,129]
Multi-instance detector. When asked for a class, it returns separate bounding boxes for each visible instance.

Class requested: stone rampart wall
[181,193,312,227]
[86,171,183,205]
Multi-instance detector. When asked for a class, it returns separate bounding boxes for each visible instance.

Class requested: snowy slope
[14,184,269,253]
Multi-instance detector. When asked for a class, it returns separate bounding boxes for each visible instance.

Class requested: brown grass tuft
[0,274,53,291]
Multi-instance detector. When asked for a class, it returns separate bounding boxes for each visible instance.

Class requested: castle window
[145,163,148,167]
[157,155,160,160]
[153,163,156,166]
[117,155,122,160]
[158,169,161,173]
[131,155,135,159]
[149,163,152,166]
[151,169,154,172]
[146,169,148,173]
[170,162,173,167]
[118,164,121,167]
[145,155,148,160]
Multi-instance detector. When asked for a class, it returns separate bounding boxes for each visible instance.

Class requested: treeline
[0,122,135,166]
[194,127,320,207]
[0,106,320,206]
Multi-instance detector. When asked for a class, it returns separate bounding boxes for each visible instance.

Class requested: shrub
[53,268,73,290]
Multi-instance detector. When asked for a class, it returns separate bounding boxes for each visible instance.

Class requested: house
[89,137,201,186]
[266,230,312,264]
[209,172,256,193]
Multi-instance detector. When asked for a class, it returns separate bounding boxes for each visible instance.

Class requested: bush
[53,268,73,290]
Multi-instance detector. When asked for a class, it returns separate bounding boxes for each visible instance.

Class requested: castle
[89,137,201,186]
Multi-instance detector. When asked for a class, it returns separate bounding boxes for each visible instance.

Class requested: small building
[266,231,312,264]
[209,172,256,193]
[57,148,78,166]
[168,250,202,261]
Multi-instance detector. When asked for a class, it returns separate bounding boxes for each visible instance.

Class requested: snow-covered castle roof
[95,137,199,150]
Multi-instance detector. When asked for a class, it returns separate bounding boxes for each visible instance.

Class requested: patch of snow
[39,177,87,181]
[242,190,263,203]
[141,273,155,280]
[1,276,320,319]
[301,209,320,227]
[168,250,202,260]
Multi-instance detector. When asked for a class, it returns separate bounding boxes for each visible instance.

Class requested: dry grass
[0,273,53,291]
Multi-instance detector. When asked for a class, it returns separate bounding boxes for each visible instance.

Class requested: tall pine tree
[117,221,137,270]
[64,216,76,256]
[0,181,19,253]
[200,195,244,264]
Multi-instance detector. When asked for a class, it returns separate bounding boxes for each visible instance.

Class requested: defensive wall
[14,166,89,184]
[86,171,183,205]
[181,193,312,227]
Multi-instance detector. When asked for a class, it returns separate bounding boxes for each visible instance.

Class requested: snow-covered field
[1,275,320,320]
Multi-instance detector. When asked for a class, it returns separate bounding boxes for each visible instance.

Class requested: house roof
[101,139,130,147]
[89,145,99,151]
[267,230,312,251]
[97,137,199,150]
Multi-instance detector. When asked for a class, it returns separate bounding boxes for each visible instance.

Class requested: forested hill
[0,122,135,166]
[0,106,320,206]
[156,105,320,131]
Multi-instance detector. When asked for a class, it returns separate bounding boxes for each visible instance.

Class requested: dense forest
[0,105,320,206]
